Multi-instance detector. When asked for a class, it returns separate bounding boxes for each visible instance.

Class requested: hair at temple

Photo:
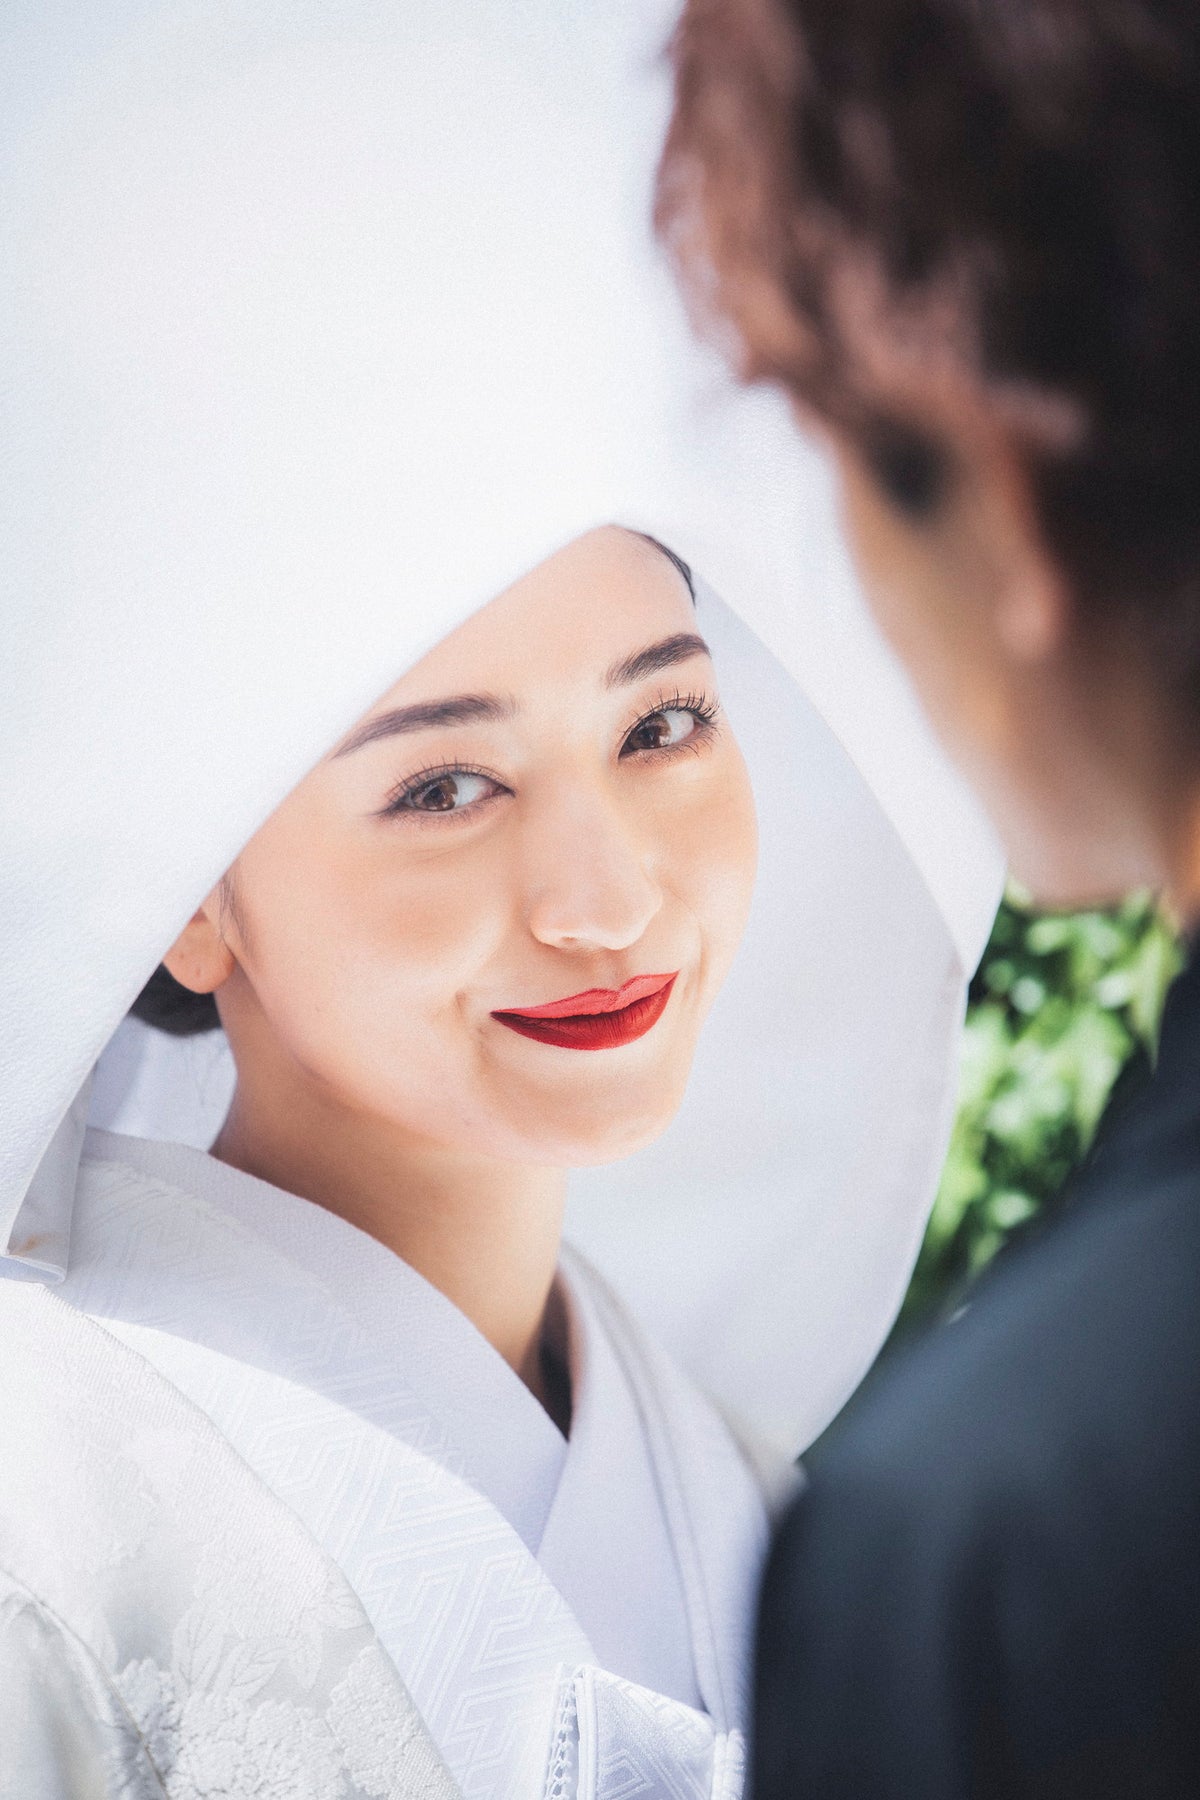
[637,532,696,603]
[131,962,221,1035]
[655,0,1200,700]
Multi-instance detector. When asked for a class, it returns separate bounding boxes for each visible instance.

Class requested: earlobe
[161,904,236,996]
[996,568,1067,663]
[986,416,1071,665]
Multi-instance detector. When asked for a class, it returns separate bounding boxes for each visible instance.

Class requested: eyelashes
[633,687,722,735]
[379,688,722,823]
[619,688,721,759]
[380,760,505,821]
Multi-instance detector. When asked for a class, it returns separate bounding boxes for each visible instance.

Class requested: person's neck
[209,1084,569,1426]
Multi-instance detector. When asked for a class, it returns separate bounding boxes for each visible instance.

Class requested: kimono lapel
[538,1261,705,1712]
[66,1143,594,1799]
[560,1252,787,1752]
[61,1142,768,1800]
[0,1277,457,1800]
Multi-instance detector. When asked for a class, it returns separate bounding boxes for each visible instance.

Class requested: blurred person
[0,5,998,1795]
[658,0,1200,1794]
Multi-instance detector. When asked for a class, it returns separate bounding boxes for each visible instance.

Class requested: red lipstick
[492,973,678,1051]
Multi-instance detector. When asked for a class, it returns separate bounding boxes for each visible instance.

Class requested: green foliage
[899,889,1181,1327]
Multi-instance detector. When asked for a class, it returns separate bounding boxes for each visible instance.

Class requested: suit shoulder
[812,1166,1200,1520]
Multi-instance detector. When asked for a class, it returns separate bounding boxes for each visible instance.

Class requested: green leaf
[899,888,1180,1335]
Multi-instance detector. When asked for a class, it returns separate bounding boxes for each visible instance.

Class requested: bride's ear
[162,895,236,996]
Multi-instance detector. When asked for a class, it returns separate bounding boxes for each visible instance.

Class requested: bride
[0,4,999,1798]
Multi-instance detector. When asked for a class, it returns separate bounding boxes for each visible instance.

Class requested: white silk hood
[0,0,1002,1453]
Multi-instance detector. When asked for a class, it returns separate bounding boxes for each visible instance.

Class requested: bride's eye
[621,694,719,758]
[624,709,698,754]
[389,769,501,816]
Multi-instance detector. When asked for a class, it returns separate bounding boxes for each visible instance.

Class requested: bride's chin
[509,1076,692,1168]
[562,1119,677,1169]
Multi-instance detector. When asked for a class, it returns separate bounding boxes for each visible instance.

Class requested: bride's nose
[522,780,663,953]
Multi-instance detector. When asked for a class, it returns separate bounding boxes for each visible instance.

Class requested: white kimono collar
[60,1130,771,1797]
[76,1127,569,1555]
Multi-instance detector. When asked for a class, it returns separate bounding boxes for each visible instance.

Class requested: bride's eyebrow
[332,693,515,758]
[334,632,710,758]
[605,632,711,690]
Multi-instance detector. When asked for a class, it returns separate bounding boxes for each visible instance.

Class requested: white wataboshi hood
[0,0,1002,1453]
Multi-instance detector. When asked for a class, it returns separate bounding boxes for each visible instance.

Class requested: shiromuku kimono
[0,5,1002,1798]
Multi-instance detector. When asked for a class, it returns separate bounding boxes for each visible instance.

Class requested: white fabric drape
[2,3,1001,1458]
[0,6,1004,1794]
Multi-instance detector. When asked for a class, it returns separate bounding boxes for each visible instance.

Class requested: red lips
[492,974,678,1051]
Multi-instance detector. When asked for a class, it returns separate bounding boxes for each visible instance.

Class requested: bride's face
[191,527,757,1165]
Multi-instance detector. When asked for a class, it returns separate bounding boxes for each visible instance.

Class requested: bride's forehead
[388,529,697,696]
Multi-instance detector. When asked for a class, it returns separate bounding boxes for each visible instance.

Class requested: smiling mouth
[491,973,679,1051]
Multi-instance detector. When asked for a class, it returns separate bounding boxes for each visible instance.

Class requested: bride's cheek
[702,817,758,964]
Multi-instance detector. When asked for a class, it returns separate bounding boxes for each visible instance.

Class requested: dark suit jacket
[755,950,1200,1799]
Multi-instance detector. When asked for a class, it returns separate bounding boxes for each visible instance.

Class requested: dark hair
[130,963,222,1036]
[657,0,1200,694]
[637,531,697,601]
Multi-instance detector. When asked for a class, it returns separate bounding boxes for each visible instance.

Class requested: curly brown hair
[657,0,1200,684]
